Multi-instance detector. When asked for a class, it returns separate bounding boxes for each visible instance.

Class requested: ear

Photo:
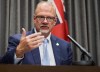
[33,16,37,23]
[54,18,57,25]
[33,16,36,20]
[54,17,57,22]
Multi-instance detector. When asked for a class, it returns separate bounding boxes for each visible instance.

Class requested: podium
[0,64,100,72]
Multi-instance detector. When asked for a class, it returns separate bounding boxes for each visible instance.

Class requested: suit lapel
[31,48,41,65]
[51,35,61,65]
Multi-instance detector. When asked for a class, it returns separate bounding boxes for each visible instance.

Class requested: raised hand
[16,28,44,58]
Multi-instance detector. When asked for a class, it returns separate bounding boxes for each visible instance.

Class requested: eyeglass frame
[34,15,56,22]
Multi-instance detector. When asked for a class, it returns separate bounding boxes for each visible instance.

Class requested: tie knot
[43,39,49,44]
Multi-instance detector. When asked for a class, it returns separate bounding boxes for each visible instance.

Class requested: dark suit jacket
[1,29,73,65]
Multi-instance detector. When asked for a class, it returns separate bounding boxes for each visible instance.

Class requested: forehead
[35,2,56,16]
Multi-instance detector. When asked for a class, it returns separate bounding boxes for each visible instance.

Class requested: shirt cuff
[14,54,23,64]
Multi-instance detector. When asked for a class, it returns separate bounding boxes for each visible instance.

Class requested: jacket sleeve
[1,35,21,64]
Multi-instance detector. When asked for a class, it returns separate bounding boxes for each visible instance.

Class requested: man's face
[34,4,56,34]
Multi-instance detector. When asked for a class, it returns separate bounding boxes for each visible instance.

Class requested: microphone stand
[67,35,95,66]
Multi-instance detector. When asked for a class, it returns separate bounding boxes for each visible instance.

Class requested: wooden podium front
[0,64,100,72]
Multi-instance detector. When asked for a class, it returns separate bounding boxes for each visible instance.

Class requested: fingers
[27,35,44,43]
[27,37,44,49]
[26,31,44,46]
[16,28,45,58]
[21,28,26,40]
[28,32,42,38]
[26,33,44,49]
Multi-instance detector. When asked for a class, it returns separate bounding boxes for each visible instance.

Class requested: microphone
[67,35,95,66]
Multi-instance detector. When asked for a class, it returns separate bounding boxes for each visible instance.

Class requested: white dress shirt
[39,33,56,66]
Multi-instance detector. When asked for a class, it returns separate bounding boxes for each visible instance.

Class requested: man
[1,1,72,66]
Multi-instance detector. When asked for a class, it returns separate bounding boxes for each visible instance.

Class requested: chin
[40,30,50,34]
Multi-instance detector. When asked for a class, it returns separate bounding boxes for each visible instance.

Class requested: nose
[43,18,48,23]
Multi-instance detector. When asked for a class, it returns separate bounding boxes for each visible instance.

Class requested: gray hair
[34,1,56,16]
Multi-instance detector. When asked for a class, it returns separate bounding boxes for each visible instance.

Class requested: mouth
[40,25,49,30]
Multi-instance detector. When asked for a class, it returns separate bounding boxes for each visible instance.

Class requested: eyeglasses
[35,16,56,22]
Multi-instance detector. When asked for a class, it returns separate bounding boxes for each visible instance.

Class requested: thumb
[21,28,26,39]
